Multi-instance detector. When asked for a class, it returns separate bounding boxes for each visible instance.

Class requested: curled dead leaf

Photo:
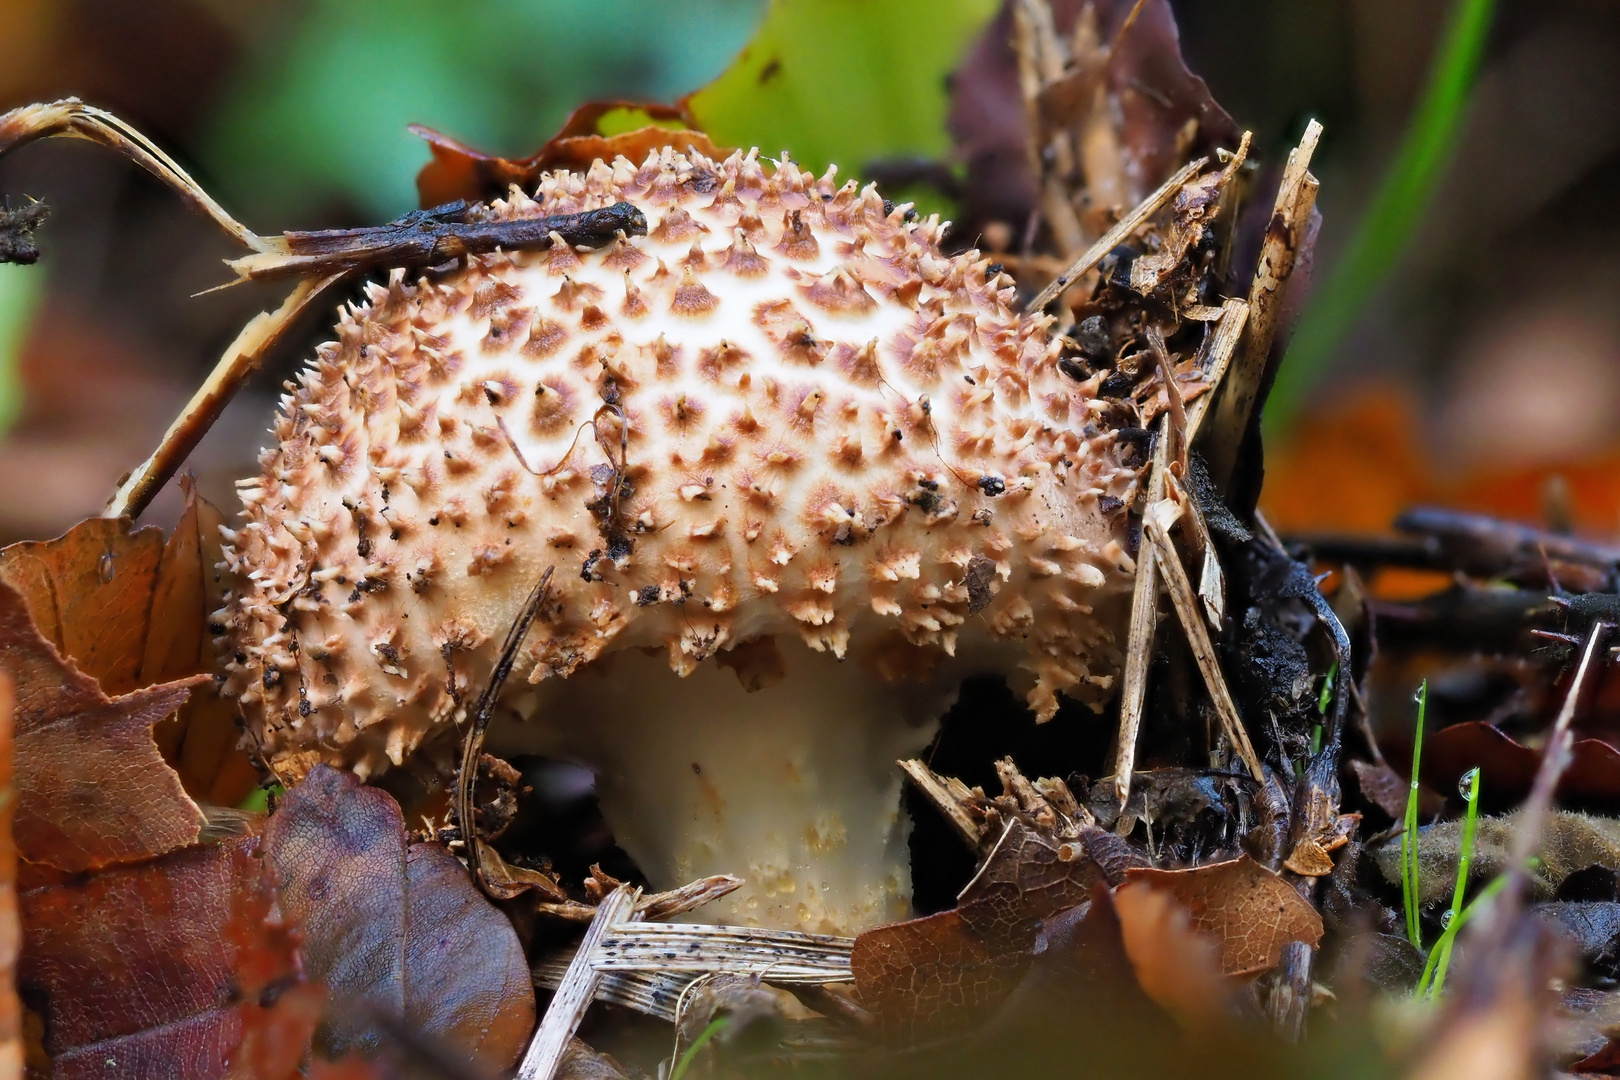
[0,517,165,696]
[0,579,204,873]
[1122,855,1323,976]
[263,765,535,1070]
[0,492,258,807]
[413,102,723,207]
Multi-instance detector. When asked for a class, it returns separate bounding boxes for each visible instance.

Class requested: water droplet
[1458,768,1479,799]
[1413,685,1426,704]
[1440,909,1455,928]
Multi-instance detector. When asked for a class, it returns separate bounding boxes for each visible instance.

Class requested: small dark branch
[243,200,648,281]
[1369,585,1565,654]
[1285,533,1443,571]
[0,198,49,264]
[458,569,554,896]
[1396,506,1620,579]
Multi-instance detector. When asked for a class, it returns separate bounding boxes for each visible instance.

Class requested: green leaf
[686,0,998,177]
[0,261,44,437]
[595,107,688,138]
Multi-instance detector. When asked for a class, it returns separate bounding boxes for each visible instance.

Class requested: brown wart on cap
[219,147,1145,935]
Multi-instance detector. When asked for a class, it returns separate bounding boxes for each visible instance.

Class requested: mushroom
[220,147,1145,934]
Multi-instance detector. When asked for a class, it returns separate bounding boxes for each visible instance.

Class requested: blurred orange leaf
[1113,879,1234,1029]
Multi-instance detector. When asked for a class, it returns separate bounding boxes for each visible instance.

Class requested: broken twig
[1143,497,1265,781]
[1202,120,1323,491]
[225,199,646,282]
[1023,156,1208,313]
[457,570,555,899]
[519,884,640,1080]
[104,273,343,519]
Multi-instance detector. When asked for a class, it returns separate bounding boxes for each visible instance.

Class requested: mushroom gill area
[220,147,1145,933]
[491,635,995,933]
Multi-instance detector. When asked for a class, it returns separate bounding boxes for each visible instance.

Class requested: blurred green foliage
[687,0,997,178]
[1267,0,1495,433]
[0,261,43,436]
[204,0,765,224]
[204,0,994,229]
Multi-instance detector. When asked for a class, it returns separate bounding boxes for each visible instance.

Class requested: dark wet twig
[1292,507,1620,590]
[229,200,647,282]
[1398,506,1620,577]
[458,569,554,896]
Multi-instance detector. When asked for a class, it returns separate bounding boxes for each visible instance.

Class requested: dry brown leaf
[0,674,21,1080]
[0,579,204,873]
[413,101,722,207]
[148,482,258,806]
[852,820,1136,1039]
[18,836,310,1080]
[1113,878,1233,1029]
[1282,839,1336,877]
[849,908,1016,1043]
[1122,855,1323,976]
[263,765,535,1070]
[0,494,258,806]
[0,517,165,696]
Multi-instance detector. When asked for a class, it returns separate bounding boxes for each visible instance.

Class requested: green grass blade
[1265,0,1495,432]
[1417,856,1505,1001]
[1402,681,1428,948]
[1416,766,1481,998]
[670,1016,729,1080]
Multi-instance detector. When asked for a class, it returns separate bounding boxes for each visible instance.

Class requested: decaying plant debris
[4,0,1620,1077]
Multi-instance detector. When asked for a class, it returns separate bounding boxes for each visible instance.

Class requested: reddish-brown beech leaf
[852,820,1136,1039]
[1122,855,1323,977]
[413,101,723,207]
[263,765,534,1070]
[0,517,165,696]
[0,674,22,1079]
[0,580,204,872]
[18,836,308,1080]
[148,483,259,806]
[0,494,256,805]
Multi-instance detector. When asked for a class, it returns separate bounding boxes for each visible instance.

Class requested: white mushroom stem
[490,638,979,935]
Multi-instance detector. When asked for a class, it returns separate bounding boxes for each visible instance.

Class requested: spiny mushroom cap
[221,147,1145,781]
